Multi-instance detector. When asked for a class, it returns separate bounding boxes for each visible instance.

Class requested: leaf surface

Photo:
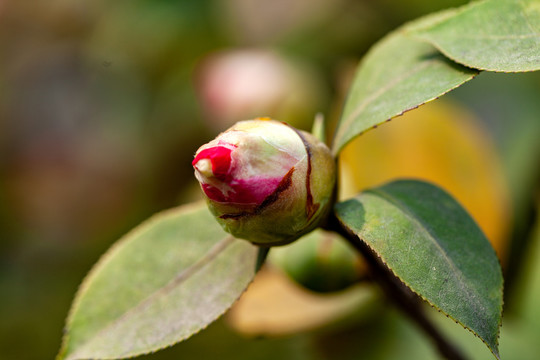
[58,202,258,360]
[332,14,477,155]
[334,180,503,359]
[412,0,540,72]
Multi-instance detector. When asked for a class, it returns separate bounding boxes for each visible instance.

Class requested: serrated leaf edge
[57,203,204,359]
[332,69,477,155]
[58,202,258,360]
[409,0,540,73]
[413,34,540,73]
[69,236,240,360]
[340,227,503,360]
[331,29,478,155]
[334,190,504,360]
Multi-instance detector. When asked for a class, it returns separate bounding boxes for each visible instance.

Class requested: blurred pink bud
[195,49,325,130]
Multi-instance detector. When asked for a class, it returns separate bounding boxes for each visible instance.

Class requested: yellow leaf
[227,267,373,336]
[339,100,510,258]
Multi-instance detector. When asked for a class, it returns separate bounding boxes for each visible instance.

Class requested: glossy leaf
[332,15,478,155]
[334,180,503,359]
[412,0,540,72]
[58,202,258,360]
[338,100,511,254]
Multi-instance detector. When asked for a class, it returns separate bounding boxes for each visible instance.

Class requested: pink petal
[192,145,233,181]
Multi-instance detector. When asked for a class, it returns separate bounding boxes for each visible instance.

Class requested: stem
[327,216,469,360]
[255,247,270,272]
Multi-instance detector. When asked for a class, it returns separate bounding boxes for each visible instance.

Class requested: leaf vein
[518,0,540,37]
[335,59,435,144]
[69,236,236,359]
[367,189,486,317]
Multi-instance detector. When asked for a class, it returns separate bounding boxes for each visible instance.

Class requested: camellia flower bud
[192,118,336,246]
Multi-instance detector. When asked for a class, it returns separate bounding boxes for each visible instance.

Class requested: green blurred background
[1,0,539,359]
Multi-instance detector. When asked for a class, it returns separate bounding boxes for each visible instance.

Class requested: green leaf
[332,15,478,155]
[411,0,540,72]
[334,180,503,359]
[58,202,258,360]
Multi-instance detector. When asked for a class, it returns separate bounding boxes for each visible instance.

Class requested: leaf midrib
[423,0,540,43]
[67,236,236,359]
[334,59,435,148]
[365,189,489,325]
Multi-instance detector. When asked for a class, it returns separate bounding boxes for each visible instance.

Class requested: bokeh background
[1,0,539,359]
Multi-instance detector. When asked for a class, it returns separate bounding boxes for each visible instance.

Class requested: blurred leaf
[332,12,477,155]
[445,71,540,305]
[58,202,258,360]
[270,229,363,293]
[513,199,540,332]
[338,100,510,256]
[411,0,540,72]
[227,267,374,337]
[335,180,503,359]
[430,298,540,360]
[430,310,540,360]
[144,318,313,360]
[313,306,439,360]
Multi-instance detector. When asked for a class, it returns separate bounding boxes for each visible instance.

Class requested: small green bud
[192,118,336,246]
[270,230,364,292]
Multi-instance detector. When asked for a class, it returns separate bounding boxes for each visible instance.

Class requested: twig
[327,215,469,360]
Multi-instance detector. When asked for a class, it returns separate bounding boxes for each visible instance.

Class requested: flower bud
[192,118,336,246]
[270,230,364,293]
